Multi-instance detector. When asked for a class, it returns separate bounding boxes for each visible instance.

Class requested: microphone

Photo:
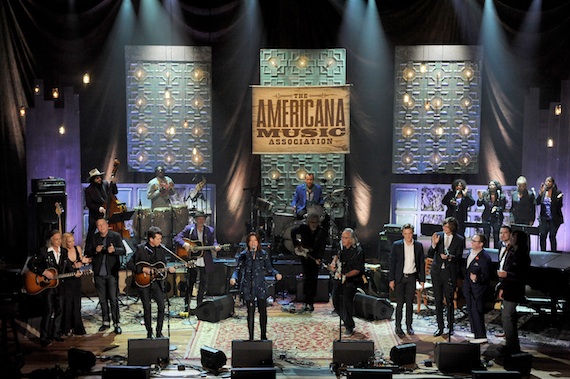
[531,187,536,197]
[455,190,460,198]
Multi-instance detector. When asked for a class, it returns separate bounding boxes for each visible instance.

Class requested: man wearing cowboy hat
[84,168,118,248]
[174,211,221,311]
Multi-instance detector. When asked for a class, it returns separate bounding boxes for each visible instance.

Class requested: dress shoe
[308,304,315,312]
[433,328,443,337]
[302,304,310,311]
[114,326,122,334]
[344,328,354,336]
[261,334,268,340]
[147,331,154,339]
[53,335,64,342]
[407,327,415,336]
[98,324,110,332]
[395,328,405,338]
[447,330,454,336]
[156,331,164,338]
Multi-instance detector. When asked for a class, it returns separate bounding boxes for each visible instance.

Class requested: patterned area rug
[185,309,398,360]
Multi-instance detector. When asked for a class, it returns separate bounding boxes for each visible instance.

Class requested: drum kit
[256,188,348,253]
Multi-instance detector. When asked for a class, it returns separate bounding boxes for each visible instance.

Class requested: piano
[511,224,539,235]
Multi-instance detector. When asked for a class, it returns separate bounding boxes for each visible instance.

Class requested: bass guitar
[24,265,93,295]
[175,238,231,260]
[134,261,194,288]
[293,246,328,271]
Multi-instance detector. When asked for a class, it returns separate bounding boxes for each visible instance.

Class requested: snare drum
[172,204,189,234]
[133,207,151,236]
[152,207,172,237]
[282,220,304,253]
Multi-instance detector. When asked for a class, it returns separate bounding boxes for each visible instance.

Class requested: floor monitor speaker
[389,343,416,366]
[504,352,532,376]
[127,338,169,366]
[102,366,150,379]
[200,346,227,372]
[353,293,394,320]
[434,342,481,373]
[195,295,234,322]
[347,368,393,379]
[231,367,277,379]
[231,340,273,367]
[332,340,374,367]
[472,371,522,379]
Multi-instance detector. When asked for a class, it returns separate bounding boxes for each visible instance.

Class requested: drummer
[147,166,175,210]
[291,173,324,220]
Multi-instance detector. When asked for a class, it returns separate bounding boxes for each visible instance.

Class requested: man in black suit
[428,217,464,336]
[463,233,493,343]
[85,218,125,334]
[389,223,425,338]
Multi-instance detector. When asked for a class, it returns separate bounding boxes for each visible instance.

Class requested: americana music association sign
[252,85,350,154]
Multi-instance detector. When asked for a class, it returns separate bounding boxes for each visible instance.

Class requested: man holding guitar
[27,230,81,346]
[127,226,176,339]
[291,213,326,312]
[174,211,221,312]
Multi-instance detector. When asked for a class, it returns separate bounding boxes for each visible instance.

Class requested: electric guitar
[134,261,195,288]
[175,238,231,260]
[24,265,93,295]
[293,246,328,270]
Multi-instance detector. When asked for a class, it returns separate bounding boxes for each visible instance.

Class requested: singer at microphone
[477,180,506,248]
[510,176,536,226]
[442,179,474,237]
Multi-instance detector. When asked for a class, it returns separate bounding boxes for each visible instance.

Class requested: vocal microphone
[531,187,536,197]
[455,190,460,198]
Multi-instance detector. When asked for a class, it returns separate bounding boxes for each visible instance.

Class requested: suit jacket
[291,183,324,210]
[477,191,507,224]
[85,230,125,277]
[28,246,72,277]
[427,232,464,283]
[497,246,531,303]
[174,223,217,273]
[536,189,564,226]
[463,248,493,297]
[442,190,475,222]
[388,239,426,284]
[510,190,536,225]
[84,180,118,221]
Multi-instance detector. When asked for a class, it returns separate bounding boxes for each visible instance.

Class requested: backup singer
[174,211,220,311]
[497,230,531,355]
[84,168,118,248]
[536,176,564,252]
[27,230,75,346]
[442,179,475,237]
[389,224,425,338]
[291,173,324,219]
[291,213,326,312]
[428,217,464,337]
[85,218,125,334]
[477,180,507,248]
[127,227,175,339]
[61,232,87,336]
[510,176,536,226]
[230,233,282,341]
[330,228,364,336]
[463,233,493,343]
[147,165,175,210]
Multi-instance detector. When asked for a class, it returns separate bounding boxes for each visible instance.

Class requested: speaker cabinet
[295,275,330,302]
[231,340,273,367]
[272,260,302,294]
[390,343,416,366]
[102,366,150,379]
[504,352,532,376]
[353,293,394,320]
[347,368,393,379]
[472,371,522,379]
[332,340,374,367]
[195,295,234,322]
[127,338,170,366]
[231,367,277,379]
[67,348,96,374]
[201,346,227,372]
[434,342,481,373]
[207,259,234,295]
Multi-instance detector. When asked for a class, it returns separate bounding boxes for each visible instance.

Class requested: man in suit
[463,233,493,343]
[389,223,425,338]
[85,218,125,334]
[428,217,464,336]
[291,173,324,219]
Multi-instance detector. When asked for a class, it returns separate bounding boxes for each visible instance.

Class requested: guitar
[293,246,327,270]
[175,238,231,260]
[24,266,93,295]
[189,177,207,201]
[134,261,194,288]
[55,202,64,234]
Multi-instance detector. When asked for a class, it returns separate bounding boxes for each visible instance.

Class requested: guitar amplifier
[295,275,330,302]
[32,178,66,193]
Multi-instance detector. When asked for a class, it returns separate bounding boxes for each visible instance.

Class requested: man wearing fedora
[84,168,118,248]
[174,211,221,311]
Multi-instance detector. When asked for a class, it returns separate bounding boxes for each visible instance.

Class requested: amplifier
[32,178,66,193]
[383,224,402,234]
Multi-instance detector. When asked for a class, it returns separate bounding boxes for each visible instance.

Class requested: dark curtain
[2,0,570,264]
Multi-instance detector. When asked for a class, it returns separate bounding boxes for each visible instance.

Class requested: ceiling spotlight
[268,169,281,180]
[19,106,26,117]
[555,104,562,116]
[402,124,414,138]
[268,57,280,68]
[296,168,308,181]
[82,73,90,84]
[324,56,337,69]
[191,68,204,82]
[323,168,336,181]
[58,124,65,135]
[52,88,59,99]
[295,56,309,69]
[34,84,41,95]
[403,67,416,81]
[547,138,554,148]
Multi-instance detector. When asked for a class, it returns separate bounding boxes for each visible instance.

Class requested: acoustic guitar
[133,261,194,288]
[175,238,231,260]
[24,265,93,295]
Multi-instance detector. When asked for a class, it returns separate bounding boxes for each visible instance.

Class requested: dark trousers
[332,281,357,331]
[464,282,486,338]
[483,220,502,248]
[94,274,120,326]
[432,271,455,331]
[301,258,319,305]
[502,300,520,352]
[140,281,166,334]
[539,218,561,251]
[394,275,416,329]
[186,266,207,309]
[246,299,268,340]
[40,287,63,341]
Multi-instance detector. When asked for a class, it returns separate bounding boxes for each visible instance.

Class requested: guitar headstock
[55,202,64,216]
[111,158,120,179]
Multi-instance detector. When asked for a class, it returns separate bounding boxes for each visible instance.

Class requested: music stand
[108,210,135,224]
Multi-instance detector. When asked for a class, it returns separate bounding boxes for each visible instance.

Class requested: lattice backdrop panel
[125,46,212,173]
[393,46,482,174]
